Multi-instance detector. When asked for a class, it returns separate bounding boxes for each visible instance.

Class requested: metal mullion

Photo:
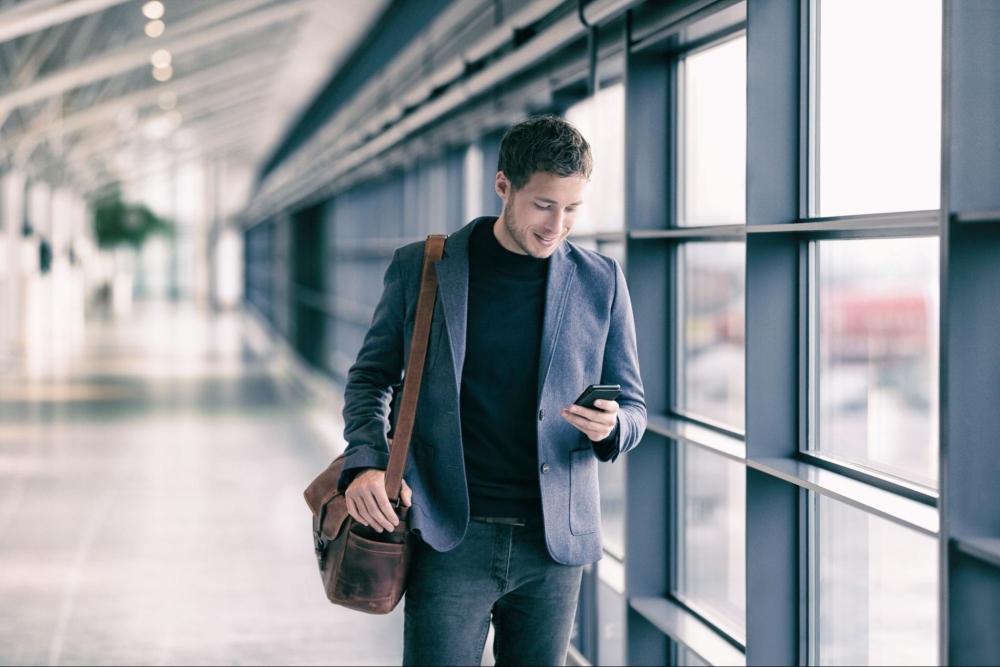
[630,225,747,241]
[746,457,940,537]
[670,590,747,651]
[797,451,938,506]
[629,596,747,666]
[628,0,746,55]
[952,210,1000,224]
[804,489,819,666]
[659,23,747,62]
[748,210,941,236]
[647,414,746,463]
[806,0,819,218]
[670,242,683,423]
[668,407,746,442]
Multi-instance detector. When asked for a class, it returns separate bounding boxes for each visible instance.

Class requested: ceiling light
[150,49,171,69]
[152,66,173,82]
[157,91,177,110]
[144,20,165,38]
[142,1,165,20]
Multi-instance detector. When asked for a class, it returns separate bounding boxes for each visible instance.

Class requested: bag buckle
[313,512,327,572]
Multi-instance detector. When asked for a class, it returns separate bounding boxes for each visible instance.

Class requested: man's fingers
[401,480,413,507]
[563,405,615,428]
[353,496,379,529]
[345,495,368,526]
[376,494,401,528]
[562,410,612,440]
[362,490,396,532]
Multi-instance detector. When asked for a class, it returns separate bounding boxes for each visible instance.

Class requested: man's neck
[492,215,528,256]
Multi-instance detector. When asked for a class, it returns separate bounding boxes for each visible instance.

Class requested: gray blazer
[337,218,646,566]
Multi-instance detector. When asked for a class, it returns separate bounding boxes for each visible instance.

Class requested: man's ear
[495,171,510,201]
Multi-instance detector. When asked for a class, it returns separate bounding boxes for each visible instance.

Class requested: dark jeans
[403,517,584,666]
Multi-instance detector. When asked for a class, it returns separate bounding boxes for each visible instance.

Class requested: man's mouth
[534,233,558,246]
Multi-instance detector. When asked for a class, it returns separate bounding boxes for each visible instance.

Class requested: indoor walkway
[0,303,403,666]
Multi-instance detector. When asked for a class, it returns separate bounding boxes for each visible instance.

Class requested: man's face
[494,170,587,259]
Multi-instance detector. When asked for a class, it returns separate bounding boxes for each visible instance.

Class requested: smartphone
[573,384,622,410]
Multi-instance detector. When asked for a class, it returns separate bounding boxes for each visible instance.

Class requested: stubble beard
[502,192,552,259]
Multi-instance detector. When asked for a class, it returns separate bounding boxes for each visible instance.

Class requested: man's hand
[344,468,412,533]
[561,399,619,442]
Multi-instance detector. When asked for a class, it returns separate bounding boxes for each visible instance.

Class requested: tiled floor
[0,303,403,665]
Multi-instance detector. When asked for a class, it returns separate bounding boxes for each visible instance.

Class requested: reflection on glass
[681,35,746,226]
[815,495,938,666]
[815,238,939,487]
[815,0,941,216]
[678,242,745,430]
[565,84,625,234]
[677,444,746,634]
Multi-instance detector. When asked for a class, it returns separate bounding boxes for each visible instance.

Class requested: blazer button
[539,409,545,422]
[541,463,550,474]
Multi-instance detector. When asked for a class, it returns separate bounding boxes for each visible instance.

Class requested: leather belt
[470,515,527,526]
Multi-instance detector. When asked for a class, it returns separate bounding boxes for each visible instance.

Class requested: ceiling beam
[1,52,283,153]
[0,0,309,117]
[0,0,130,45]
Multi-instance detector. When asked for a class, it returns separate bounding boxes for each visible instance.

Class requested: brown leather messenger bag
[303,234,447,614]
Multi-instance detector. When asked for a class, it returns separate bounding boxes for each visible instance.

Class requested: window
[597,580,627,667]
[599,455,626,560]
[677,645,711,667]
[676,444,746,636]
[677,242,746,431]
[564,83,626,234]
[679,35,746,227]
[810,237,939,488]
[669,26,749,654]
[811,494,938,666]
[811,0,942,216]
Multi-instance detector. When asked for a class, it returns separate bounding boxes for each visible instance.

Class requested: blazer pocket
[569,447,601,536]
[403,319,445,371]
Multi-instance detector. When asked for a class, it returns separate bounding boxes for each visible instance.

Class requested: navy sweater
[461,219,549,518]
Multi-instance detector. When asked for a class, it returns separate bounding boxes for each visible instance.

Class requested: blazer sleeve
[337,248,407,492]
[595,259,647,463]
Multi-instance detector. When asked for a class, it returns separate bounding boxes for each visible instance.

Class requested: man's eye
[566,208,578,213]
[534,204,552,211]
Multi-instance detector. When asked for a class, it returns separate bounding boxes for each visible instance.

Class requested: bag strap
[384,234,447,504]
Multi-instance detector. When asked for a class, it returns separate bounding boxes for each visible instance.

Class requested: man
[338,115,646,665]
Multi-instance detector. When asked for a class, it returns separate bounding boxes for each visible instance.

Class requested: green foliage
[93,195,172,249]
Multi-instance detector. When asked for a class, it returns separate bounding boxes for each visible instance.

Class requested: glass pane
[564,84,625,234]
[599,459,625,560]
[681,35,746,226]
[815,495,938,666]
[814,238,939,487]
[678,242,746,430]
[677,645,711,667]
[597,580,627,667]
[814,0,942,216]
[677,444,746,634]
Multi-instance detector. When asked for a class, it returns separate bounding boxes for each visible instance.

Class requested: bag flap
[320,496,352,542]
[303,455,346,517]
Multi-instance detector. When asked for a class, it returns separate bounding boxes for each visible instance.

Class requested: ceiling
[0,0,389,199]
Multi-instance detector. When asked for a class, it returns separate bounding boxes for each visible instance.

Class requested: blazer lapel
[434,220,476,388]
[537,243,576,402]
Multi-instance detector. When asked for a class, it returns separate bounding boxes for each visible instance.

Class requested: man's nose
[545,211,566,235]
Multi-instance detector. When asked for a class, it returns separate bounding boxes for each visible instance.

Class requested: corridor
[0,303,403,666]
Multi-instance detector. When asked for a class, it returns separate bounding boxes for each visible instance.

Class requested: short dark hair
[497,114,593,190]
